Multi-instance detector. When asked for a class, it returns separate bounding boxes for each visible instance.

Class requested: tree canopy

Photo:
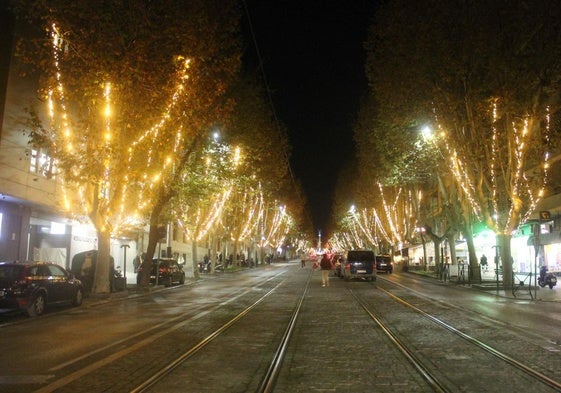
[13,0,242,292]
[336,0,561,288]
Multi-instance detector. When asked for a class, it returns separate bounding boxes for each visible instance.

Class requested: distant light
[421,126,432,140]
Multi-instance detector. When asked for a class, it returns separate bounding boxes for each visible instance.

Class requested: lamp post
[533,219,541,299]
[120,244,130,280]
[492,244,500,292]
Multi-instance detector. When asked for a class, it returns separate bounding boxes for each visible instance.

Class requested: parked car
[342,250,377,281]
[136,258,186,287]
[375,255,393,274]
[0,261,83,316]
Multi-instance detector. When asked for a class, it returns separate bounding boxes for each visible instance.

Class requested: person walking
[319,254,333,287]
[480,254,488,272]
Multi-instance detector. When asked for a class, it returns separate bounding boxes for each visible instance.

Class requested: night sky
[241,1,375,237]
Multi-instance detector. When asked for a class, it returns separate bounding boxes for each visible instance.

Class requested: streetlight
[492,244,500,292]
[421,126,433,140]
[120,244,130,279]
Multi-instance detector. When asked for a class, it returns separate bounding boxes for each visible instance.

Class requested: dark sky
[241,1,375,236]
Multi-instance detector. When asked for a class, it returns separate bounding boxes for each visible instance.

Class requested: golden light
[232,146,242,167]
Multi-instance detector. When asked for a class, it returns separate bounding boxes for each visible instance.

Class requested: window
[50,222,66,235]
[29,148,57,178]
[48,265,66,277]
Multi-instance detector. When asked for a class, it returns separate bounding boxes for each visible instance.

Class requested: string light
[435,99,549,234]
[46,23,298,248]
[45,23,196,237]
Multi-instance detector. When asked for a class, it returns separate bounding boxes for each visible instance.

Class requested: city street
[1,261,561,392]
[3,4,561,392]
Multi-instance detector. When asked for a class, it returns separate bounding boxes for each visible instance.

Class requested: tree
[13,0,241,293]
[363,0,561,288]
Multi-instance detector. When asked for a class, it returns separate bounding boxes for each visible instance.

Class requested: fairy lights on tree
[231,190,262,242]
[435,103,550,235]
[33,20,200,293]
[417,98,551,287]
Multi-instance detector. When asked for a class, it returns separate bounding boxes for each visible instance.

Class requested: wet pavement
[407,268,561,302]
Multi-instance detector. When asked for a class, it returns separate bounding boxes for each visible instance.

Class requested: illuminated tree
[172,131,240,277]
[225,187,263,263]
[217,77,299,263]
[365,0,561,288]
[14,0,241,293]
[169,75,300,275]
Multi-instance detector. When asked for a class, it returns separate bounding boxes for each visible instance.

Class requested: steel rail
[378,285,561,392]
[256,270,312,393]
[350,289,450,393]
[132,268,312,393]
[130,280,285,393]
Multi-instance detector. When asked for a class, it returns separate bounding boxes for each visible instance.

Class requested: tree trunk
[233,239,239,266]
[421,234,428,271]
[463,224,481,283]
[192,239,200,279]
[446,233,457,268]
[497,233,513,290]
[433,238,442,278]
[210,235,217,273]
[91,230,111,294]
[138,224,160,287]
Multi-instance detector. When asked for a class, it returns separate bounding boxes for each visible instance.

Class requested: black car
[137,258,186,286]
[342,250,377,281]
[376,255,393,274]
[0,261,84,316]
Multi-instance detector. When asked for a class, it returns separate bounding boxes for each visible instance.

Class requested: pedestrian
[480,254,488,271]
[319,254,333,287]
[133,255,140,273]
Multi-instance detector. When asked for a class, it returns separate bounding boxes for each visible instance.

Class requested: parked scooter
[538,266,557,289]
[114,266,122,278]
[112,266,126,292]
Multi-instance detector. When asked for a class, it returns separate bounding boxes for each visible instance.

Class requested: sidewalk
[81,262,274,307]
[407,268,561,302]
[82,278,197,307]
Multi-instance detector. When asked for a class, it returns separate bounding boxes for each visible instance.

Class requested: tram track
[27,270,293,393]
[131,281,285,392]
[352,278,561,392]
[138,269,561,393]
[5,265,560,392]
[136,269,313,393]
